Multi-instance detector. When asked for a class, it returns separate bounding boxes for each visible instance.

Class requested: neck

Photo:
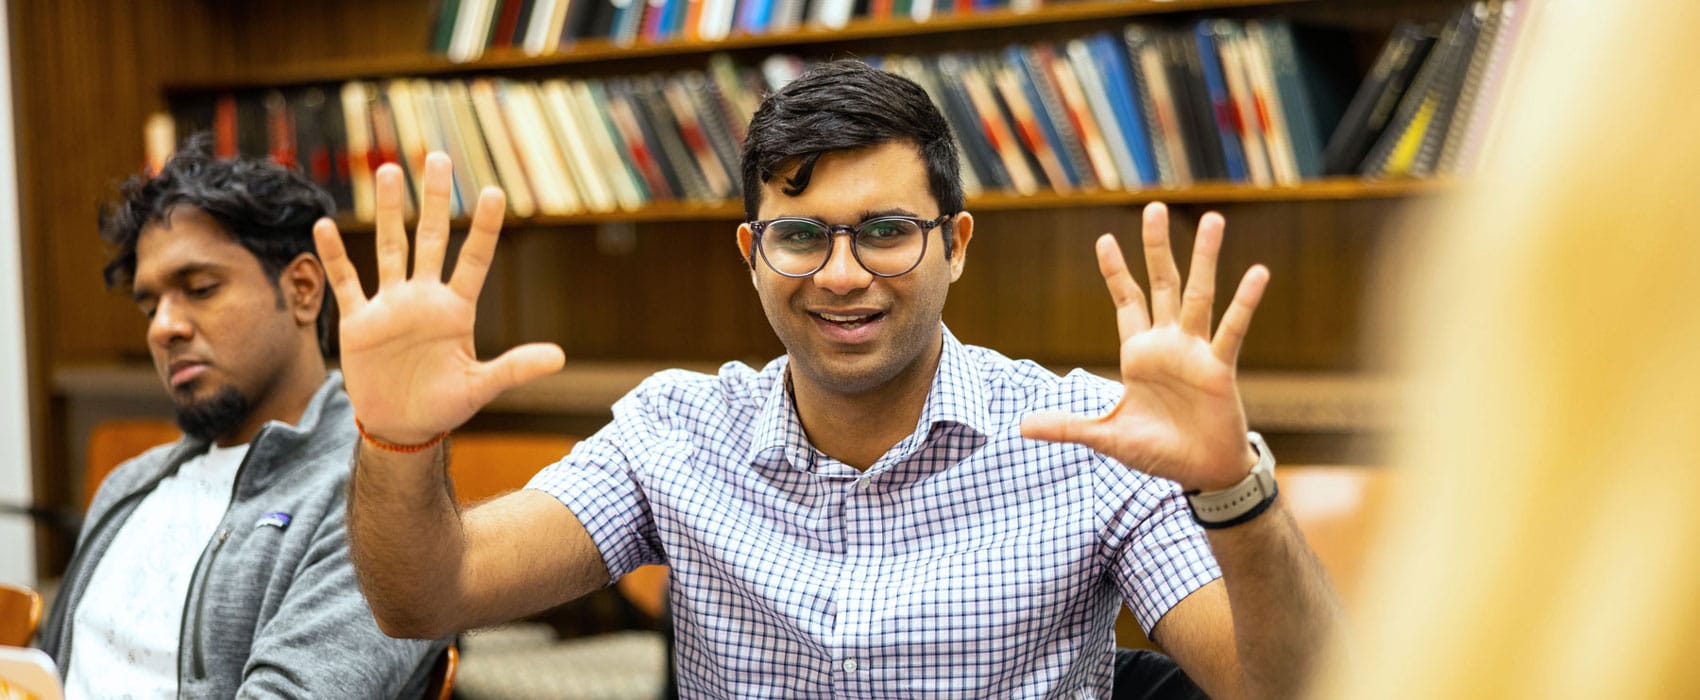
[790,332,944,471]
[218,345,327,447]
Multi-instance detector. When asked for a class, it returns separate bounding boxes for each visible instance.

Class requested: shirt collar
[744,325,991,472]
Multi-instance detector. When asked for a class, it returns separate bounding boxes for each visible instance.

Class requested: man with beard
[34,137,445,699]
[328,61,1339,699]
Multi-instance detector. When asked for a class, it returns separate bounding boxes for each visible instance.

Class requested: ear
[279,252,326,327]
[736,223,759,286]
[947,211,974,283]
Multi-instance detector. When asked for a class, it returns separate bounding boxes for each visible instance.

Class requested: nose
[811,233,874,295]
[147,295,193,349]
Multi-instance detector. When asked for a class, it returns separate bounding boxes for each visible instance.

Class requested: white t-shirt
[65,442,248,700]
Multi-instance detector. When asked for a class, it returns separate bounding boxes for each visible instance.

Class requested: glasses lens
[854,218,926,276]
[762,219,831,275]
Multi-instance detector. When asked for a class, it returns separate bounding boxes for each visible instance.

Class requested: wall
[0,0,37,585]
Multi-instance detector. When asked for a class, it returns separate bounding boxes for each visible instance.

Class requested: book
[498,80,582,214]
[888,54,983,196]
[1088,30,1159,186]
[1360,6,1482,177]
[576,80,651,207]
[603,79,677,201]
[1192,21,1250,183]
[405,80,466,216]
[339,82,377,221]
[1066,38,1140,189]
[1212,22,1273,186]
[1040,43,1121,190]
[1436,0,1507,175]
[992,59,1074,191]
[931,54,1011,192]
[663,75,735,198]
[539,80,618,212]
[960,57,1040,194]
[1129,27,1191,185]
[1239,23,1301,185]
[1321,21,1437,175]
[467,78,539,216]
[1012,45,1095,190]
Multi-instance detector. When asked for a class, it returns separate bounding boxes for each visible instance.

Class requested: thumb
[472,342,567,406]
[1020,410,1112,452]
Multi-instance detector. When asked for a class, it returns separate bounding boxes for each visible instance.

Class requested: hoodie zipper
[186,526,231,680]
[182,426,266,686]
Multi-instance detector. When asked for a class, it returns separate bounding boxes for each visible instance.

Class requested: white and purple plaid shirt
[529,327,1220,698]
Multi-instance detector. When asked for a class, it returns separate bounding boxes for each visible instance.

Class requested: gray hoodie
[36,373,444,698]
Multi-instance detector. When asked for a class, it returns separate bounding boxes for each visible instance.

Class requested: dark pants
[1112,648,1209,700]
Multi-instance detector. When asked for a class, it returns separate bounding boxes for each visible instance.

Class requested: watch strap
[1186,432,1278,529]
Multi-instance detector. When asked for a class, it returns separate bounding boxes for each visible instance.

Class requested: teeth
[819,312,870,322]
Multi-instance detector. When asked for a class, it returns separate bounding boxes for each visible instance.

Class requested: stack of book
[166,1,1526,221]
[1326,0,1526,178]
[431,0,1046,62]
[172,55,765,221]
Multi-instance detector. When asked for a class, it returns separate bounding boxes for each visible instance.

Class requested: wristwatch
[1185,432,1278,529]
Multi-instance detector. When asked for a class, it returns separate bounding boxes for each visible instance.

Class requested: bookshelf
[162,0,1312,91]
[324,177,1451,231]
[14,0,1485,571]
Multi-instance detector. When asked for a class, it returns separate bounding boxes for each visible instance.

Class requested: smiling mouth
[811,311,885,330]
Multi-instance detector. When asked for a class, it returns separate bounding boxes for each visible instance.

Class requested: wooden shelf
[164,0,1311,92]
[53,362,1395,433]
[326,177,1450,232]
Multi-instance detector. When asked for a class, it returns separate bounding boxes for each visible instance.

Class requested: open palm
[1022,203,1268,492]
[313,154,565,446]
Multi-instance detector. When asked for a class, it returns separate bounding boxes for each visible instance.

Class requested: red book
[491,0,524,47]
[214,94,239,158]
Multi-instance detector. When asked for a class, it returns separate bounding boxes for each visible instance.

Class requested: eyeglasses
[748,214,952,278]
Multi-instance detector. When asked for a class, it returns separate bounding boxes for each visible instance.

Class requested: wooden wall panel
[10,0,237,571]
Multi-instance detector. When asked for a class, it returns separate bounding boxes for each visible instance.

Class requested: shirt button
[842,659,859,673]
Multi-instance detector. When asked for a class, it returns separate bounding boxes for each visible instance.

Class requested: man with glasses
[322,60,1340,699]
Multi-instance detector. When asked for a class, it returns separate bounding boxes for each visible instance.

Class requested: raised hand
[313,153,565,445]
[1021,202,1268,492]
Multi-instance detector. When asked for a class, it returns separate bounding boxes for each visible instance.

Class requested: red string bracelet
[356,418,448,454]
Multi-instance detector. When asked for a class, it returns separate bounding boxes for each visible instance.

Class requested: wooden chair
[446,432,671,616]
[0,582,43,647]
[1114,464,1394,649]
[421,644,458,700]
[84,418,181,510]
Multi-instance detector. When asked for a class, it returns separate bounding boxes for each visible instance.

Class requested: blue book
[1193,20,1249,182]
[1089,32,1158,186]
[738,0,773,33]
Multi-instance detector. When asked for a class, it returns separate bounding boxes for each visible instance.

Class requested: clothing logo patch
[254,512,292,530]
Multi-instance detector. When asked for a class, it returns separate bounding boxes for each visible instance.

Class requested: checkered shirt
[529,327,1221,698]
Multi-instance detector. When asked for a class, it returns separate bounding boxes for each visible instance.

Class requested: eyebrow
[131,262,225,304]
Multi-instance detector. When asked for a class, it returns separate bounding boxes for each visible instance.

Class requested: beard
[173,384,253,442]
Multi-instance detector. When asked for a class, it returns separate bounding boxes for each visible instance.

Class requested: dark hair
[99,133,338,355]
[740,59,964,258]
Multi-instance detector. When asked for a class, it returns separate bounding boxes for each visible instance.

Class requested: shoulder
[963,343,1124,424]
[86,440,189,514]
[615,359,779,426]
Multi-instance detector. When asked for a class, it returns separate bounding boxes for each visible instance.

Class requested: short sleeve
[1100,459,1222,634]
[526,387,669,581]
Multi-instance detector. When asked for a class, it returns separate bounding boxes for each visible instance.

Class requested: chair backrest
[0,582,43,647]
[1279,464,1397,606]
[448,433,673,623]
[1113,463,1395,650]
[421,644,457,700]
[445,432,579,505]
[85,418,181,510]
